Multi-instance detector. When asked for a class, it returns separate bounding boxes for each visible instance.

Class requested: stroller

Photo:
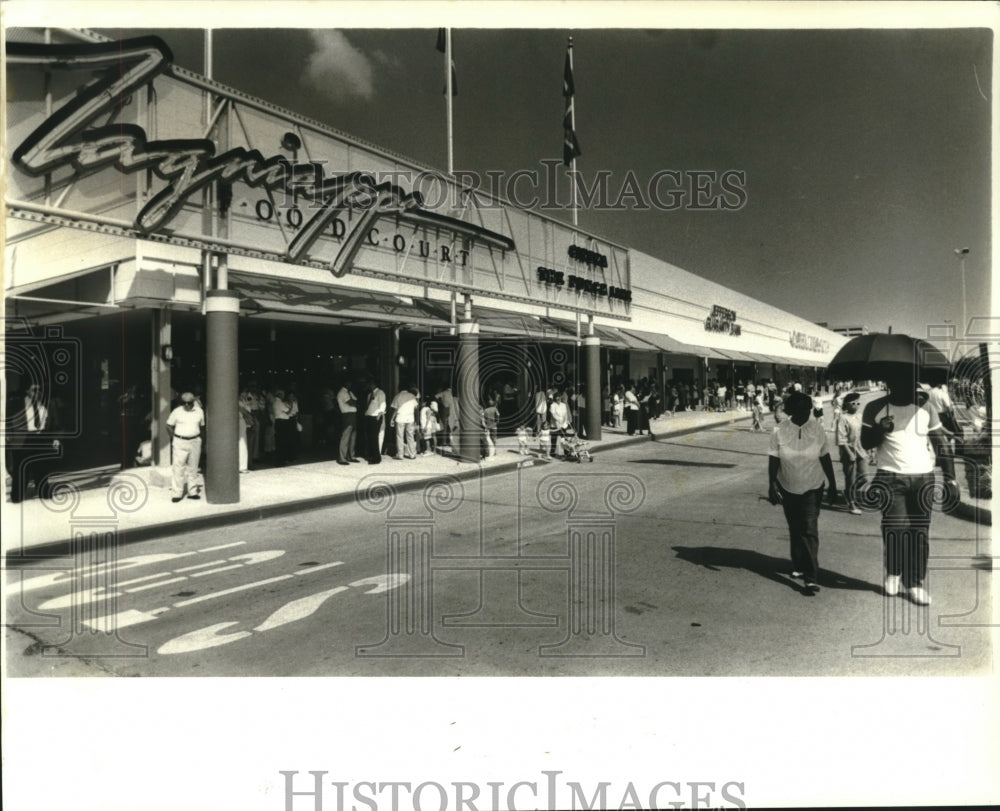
[559,427,593,463]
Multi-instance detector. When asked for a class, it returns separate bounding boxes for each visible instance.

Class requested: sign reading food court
[6,34,632,317]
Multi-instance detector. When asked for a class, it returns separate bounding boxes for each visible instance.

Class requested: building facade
[4,28,847,501]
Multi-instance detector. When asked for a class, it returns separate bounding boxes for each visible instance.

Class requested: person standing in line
[861,371,956,605]
[7,382,61,503]
[261,387,276,457]
[239,388,259,469]
[534,386,550,437]
[237,394,253,473]
[436,383,455,451]
[548,390,571,456]
[166,392,205,502]
[612,385,624,428]
[364,377,387,464]
[575,385,588,438]
[836,392,866,515]
[624,382,640,435]
[271,388,294,466]
[767,391,839,593]
[390,385,419,459]
[336,379,359,466]
[601,385,612,427]
[717,381,728,412]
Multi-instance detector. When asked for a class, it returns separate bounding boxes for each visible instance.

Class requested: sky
[71,16,994,346]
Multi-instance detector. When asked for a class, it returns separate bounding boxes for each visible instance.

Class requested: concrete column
[456,319,481,463]
[205,289,240,503]
[151,309,172,466]
[584,335,601,441]
[382,326,399,394]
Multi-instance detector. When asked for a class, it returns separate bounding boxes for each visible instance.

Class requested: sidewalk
[2,408,755,559]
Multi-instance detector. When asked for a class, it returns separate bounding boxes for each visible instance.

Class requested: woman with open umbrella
[767,391,839,593]
[829,333,956,605]
[860,369,955,605]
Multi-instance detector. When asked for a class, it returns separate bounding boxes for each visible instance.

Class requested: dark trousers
[779,484,823,583]
[338,414,357,462]
[875,470,933,588]
[274,419,297,465]
[626,409,638,435]
[364,415,383,463]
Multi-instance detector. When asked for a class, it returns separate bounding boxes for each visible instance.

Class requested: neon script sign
[9,37,515,278]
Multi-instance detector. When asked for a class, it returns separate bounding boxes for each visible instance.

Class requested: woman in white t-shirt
[768,391,839,592]
[862,371,956,606]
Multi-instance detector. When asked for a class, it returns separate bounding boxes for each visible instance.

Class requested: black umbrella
[826,332,950,385]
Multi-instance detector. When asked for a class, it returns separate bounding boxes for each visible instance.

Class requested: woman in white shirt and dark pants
[861,371,955,606]
[768,392,839,593]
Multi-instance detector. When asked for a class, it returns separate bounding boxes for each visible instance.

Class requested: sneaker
[790,570,804,579]
[171,496,183,503]
[804,580,820,591]
[884,575,901,597]
[849,506,862,515]
[908,586,932,606]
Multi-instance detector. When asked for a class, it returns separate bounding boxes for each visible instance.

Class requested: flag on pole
[562,44,581,166]
[436,28,458,96]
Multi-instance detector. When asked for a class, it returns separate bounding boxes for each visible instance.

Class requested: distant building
[829,325,870,337]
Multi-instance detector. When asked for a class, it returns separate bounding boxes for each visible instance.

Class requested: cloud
[304,31,376,103]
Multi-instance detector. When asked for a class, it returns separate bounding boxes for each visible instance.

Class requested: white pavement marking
[348,574,410,594]
[253,587,348,632]
[172,574,296,607]
[293,562,345,576]
[14,545,248,594]
[157,623,253,655]
[36,550,287,610]
[82,609,165,631]
[125,576,187,593]
[198,542,247,553]
[156,568,406,656]
[191,564,245,577]
[175,560,234,573]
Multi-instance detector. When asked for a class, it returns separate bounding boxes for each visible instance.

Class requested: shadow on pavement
[671,545,882,596]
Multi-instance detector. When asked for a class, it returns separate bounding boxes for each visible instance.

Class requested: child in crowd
[419,397,439,455]
[516,425,531,455]
[537,422,551,458]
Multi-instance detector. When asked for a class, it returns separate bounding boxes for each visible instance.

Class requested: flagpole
[568,36,578,227]
[445,28,454,176]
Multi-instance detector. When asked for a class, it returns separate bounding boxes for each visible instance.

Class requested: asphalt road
[5,416,993,677]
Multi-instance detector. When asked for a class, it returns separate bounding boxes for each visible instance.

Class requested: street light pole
[955,247,970,336]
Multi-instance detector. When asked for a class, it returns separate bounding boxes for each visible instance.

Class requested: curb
[6,417,746,563]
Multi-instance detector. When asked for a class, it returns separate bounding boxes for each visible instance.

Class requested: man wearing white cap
[166,392,205,502]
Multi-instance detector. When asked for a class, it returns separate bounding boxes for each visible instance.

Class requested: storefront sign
[567,244,609,269]
[8,36,514,279]
[536,267,632,302]
[789,330,830,353]
[705,304,741,336]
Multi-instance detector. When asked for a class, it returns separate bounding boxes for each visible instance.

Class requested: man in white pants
[166,392,205,502]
